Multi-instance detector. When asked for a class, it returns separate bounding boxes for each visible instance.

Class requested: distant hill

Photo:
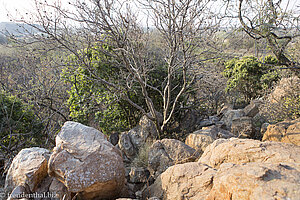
[0,22,39,36]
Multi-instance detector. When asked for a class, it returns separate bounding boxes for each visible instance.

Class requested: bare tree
[235,0,300,74]
[8,0,218,136]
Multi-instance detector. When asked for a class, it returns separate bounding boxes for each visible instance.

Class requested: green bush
[62,44,191,134]
[223,55,280,103]
[0,91,44,158]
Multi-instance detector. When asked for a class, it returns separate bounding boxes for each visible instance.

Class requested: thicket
[223,55,281,104]
[0,91,44,160]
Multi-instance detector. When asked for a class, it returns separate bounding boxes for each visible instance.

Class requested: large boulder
[262,118,300,146]
[144,161,300,200]
[148,139,196,178]
[4,147,51,194]
[48,121,125,200]
[207,162,300,200]
[143,162,217,200]
[199,138,300,169]
[185,125,234,153]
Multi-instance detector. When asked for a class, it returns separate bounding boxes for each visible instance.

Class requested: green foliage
[62,45,134,133]
[223,55,280,103]
[0,91,44,156]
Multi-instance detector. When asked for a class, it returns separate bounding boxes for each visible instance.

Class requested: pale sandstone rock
[199,138,300,169]
[143,162,216,200]
[5,147,51,194]
[185,125,234,152]
[263,118,300,146]
[48,121,125,200]
[148,139,196,178]
[206,162,300,200]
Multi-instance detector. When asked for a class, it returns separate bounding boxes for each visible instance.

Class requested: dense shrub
[62,45,189,134]
[0,91,44,159]
[223,55,280,103]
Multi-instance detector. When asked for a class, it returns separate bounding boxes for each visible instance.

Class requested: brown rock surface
[4,147,51,194]
[206,162,300,200]
[198,138,300,169]
[263,118,300,146]
[144,162,216,200]
[148,139,196,178]
[48,121,125,200]
[185,125,234,152]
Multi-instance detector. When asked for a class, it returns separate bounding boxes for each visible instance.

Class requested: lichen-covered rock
[262,118,300,146]
[5,147,51,194]
[48,121,125,200]
[199,138,300,169]
[148,139,196,178]
[207,162,300,200]
[231,116,254,138]
[185,126,234,153]
[143,162,216,200]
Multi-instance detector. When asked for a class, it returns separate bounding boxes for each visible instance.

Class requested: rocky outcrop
[148,139,196,178]
[199,138,300,169]
[262,118,300,146]
[4,147,51,194]
[185,125,234,153]
[207,162,300,200]
[144,162,217,200]
[48,121,125,200]
[144,161,300,200]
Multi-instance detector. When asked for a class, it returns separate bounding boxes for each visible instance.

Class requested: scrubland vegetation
[0,0,299,175]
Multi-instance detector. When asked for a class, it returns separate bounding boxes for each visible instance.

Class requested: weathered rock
[221,109,245,129]
[262,118,300,146]
[185,125,234,153]
[199,138,300,169]
[7,184,30,200]
[5,147,51,194]
[243,100,262,117]
[207,162,300,200]
[143,162,216,200]
[48,121,125,200]
[148,139,196,178]
[119,115,158,161]
[49,178,71,200]
[119,132,136,159]
[231,116,254,138]
[129,167,150,183]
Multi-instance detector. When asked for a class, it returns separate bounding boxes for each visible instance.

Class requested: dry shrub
[261,76,300,122]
